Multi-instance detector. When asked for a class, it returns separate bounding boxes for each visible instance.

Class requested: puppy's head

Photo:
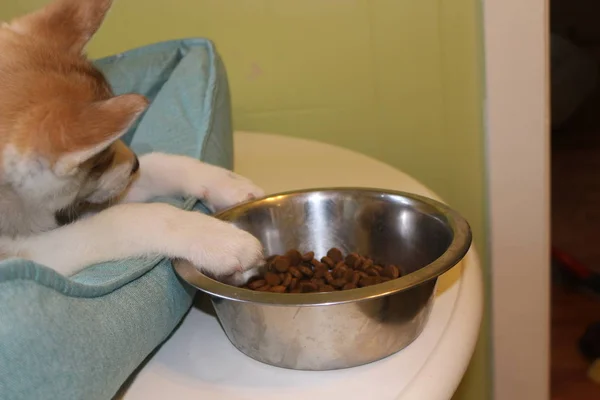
[0,0,147,212]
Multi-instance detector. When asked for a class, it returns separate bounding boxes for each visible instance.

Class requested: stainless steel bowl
[174,188,471,371]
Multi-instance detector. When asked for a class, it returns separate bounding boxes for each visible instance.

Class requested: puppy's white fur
[0,151,265,281]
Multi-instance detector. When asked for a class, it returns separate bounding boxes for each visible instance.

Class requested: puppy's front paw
[203,171,265,212]
[178,215,265,283]
[219,267,262,287]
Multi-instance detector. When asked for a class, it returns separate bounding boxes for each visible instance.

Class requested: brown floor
[552,53,600,399]
[551,284,600,399]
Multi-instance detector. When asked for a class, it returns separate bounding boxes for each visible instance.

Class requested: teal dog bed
[0,39,233,400]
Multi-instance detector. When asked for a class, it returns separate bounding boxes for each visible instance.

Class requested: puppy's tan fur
[0,0,264,282]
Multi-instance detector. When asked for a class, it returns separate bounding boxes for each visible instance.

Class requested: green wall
[1,1,489,398]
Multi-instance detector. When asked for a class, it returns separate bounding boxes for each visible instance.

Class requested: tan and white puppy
[0,0,265,282]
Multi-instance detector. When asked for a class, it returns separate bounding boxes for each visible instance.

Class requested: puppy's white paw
[219,267,262,287]
[172,213,265,282]
[203,171,265,212]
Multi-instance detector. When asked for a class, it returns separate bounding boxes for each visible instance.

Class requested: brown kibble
[321,256,335,268]
[344,269,355,281]
[330,278,347,288]
[285,250,303,266]
[264,272,282,286]
[241,249,400,293]
[248,279,267,290]
[318,284,335,292]
[331,269,343,280]
[313,267,327,279]
[289,266,303,279]
[332,265,348,279]
[311,278,326,286]
[327,248,344,263]
[324,271,334,284]
[281,272,292,287]
[299,281,318,293]
[358,276,377,287]
[345,253,360,268]
[265,255,277,270]
[273,256,290,272]
[298,265,314,277]
[382,264,400,279]
[355,257,364,269]
[351,271,361,285]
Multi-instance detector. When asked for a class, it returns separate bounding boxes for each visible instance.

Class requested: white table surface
[119,132,483,400]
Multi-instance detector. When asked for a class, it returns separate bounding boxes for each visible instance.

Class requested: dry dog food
[241,248,402,293]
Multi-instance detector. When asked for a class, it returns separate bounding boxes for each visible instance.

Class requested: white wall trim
[483,0,550,399]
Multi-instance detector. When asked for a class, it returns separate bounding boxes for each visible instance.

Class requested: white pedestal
[119,132,483,400]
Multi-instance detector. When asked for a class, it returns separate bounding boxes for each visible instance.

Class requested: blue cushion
[0,38,232,400]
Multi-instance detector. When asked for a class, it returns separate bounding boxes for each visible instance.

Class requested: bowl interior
[218,189,455,276]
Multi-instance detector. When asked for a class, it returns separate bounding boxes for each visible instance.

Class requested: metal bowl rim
[173,187,472,306]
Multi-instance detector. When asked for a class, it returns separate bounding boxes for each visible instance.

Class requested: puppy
[0,0,265,283]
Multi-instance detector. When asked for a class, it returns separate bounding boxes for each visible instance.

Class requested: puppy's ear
[7,0,114,53]
[53,94,148,176]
